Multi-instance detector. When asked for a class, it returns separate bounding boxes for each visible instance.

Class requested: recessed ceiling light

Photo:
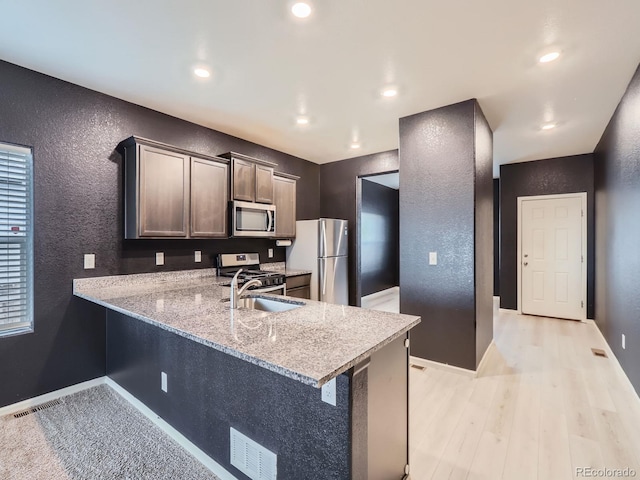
[291,2,311,18]
[296,116,309,125]
[541,122,556,130]
[350,142,361,149]
[538,51,560,64]
[381,87,398,98]
[193,67,211,78]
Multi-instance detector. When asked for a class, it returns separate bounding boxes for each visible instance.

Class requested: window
[0,142,33,336]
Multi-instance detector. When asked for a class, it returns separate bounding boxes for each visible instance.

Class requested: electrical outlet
[429,252,438,265]
[156,298,164,312]
[622,334,626,350]
[156,252,164,266]
[83,254,95,269]
[268,248,274,258]
[195,293,202,305]
[161,372,168,392]
[194,250,202,263]
[321,378,337,406]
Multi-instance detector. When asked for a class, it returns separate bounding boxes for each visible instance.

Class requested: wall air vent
[230,427,277,480]
[11,399,62,419]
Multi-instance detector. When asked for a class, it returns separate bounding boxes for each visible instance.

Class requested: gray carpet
[0,385,220,480]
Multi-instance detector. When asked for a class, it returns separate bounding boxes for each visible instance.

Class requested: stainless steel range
[217,253,286,295]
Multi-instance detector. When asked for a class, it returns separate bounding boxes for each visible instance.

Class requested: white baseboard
[411,343,494,378]
[475,340,495,377]
[410,356,476,378]
[586,320,640,401]
[105,378,237,480]
[0,377,106,417]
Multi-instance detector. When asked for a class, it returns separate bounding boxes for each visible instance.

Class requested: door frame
[355,170,399,308]
[517,192,587,320]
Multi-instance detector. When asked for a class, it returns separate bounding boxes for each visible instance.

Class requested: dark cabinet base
[105,310,409,479]
[287,286,310,299]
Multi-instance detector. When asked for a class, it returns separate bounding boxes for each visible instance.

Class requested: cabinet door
[190,157,229,238]
[273,175,296,238]
[255,164,274,204]
[138,145,189,237]
[232,158,255,202]
[287,286,310,299]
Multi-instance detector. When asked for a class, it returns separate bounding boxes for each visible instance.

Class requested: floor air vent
[12,399,62,419]
[410,364,426,371]
[591,348,608,358]
[230,427,277,480]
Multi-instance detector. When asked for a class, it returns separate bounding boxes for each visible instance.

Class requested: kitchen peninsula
[73,269,420,480]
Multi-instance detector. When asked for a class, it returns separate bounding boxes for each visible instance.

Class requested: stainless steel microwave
[231,200,276,237]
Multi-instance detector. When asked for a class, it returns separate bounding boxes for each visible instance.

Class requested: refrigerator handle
[320,219,327,258]
[321,259,327,299]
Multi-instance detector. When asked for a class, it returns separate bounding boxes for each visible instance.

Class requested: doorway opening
[517,192,587,321]
[356,171,400,312]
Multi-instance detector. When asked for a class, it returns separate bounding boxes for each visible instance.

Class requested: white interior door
[519,194,586,320]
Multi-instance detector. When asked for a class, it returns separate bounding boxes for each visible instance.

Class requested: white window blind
[0,142,33,336]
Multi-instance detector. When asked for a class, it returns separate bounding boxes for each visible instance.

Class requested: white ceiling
[364,173,399,190]
[2,1,640,177]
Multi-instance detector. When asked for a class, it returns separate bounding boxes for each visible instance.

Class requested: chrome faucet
[230,268,263,309]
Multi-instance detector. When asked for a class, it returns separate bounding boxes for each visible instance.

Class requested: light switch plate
[83,254,95,269]
[194,250,202,263]
[429,252,438,265]
[161,372,168,392]
[268,248,274,258]
[622,334,626,350]
[156,252,164,266]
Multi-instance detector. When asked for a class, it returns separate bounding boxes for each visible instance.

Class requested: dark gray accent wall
[494,179,500,296]
[360,179,399,297]
[106,310,352,479]
[319,150,399,306]
[399,99,493,370]
[499,154,595,319]
[0,59,320,408]
[594,63,640,393]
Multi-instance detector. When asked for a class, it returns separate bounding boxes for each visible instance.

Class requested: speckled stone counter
[73,269,419,388]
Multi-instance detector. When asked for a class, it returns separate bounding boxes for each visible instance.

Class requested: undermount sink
[234,296,305,312]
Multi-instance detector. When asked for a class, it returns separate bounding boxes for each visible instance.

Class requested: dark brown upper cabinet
[273,172,298,238]
[255,164,275,204]
[120,136,229,239]
[231,157,256,202]
[221,152,277,204]
[190,156,229,238]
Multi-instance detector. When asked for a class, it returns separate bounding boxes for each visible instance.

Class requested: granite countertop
[260,262,312,277]
[73,269,419,388]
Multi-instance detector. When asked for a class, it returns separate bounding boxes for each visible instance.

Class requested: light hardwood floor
[361,286,400,313]
[409,304,640,480]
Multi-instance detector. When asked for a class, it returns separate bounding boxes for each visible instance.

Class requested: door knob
[524,262,528,266]
[524,254,529,258]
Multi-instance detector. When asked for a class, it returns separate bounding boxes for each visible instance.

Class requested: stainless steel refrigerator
[286,218,348,305]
